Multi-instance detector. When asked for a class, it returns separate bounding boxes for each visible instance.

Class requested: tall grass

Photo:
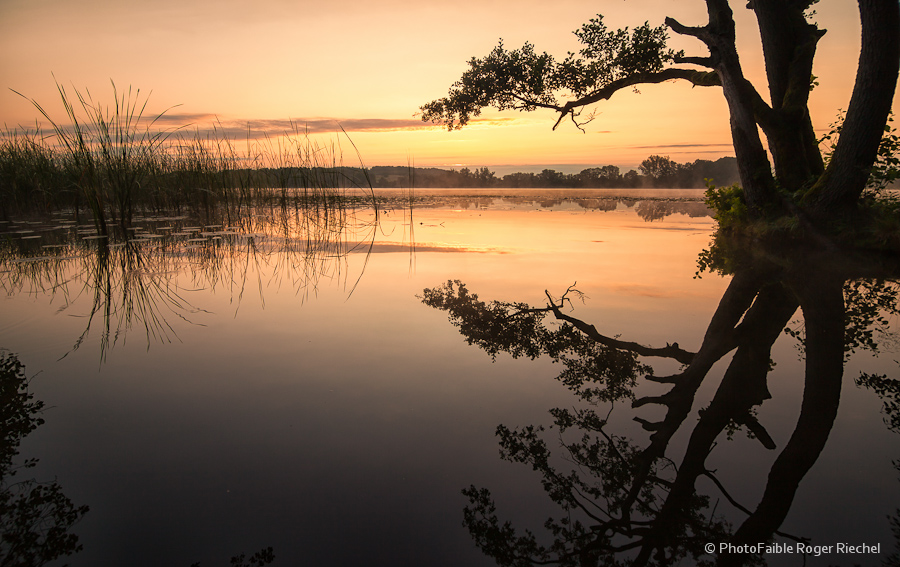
[0,127,68,216]
[10,81,173,234]
[2,81,378,229]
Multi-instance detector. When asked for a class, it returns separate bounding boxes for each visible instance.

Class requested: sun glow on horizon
[0,0,892,172]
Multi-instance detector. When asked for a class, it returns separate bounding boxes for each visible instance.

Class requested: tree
[420,6,900,560]
[422,141,900,562]
[623,169,642,188]
[538,168,567,187]
[421,1,899,223]
[475,166,497,187]
[423,239,900,565]
[1,352,89,566]
[639,155,680,186]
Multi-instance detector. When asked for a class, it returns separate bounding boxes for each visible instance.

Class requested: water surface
[1,189,896,566]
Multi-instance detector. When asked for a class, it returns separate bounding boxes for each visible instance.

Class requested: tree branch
[673,55,716,68]
[702,470,809,544]
[552,68,721,130]
[510,93,566,113]
[544,290,696,364]
[664,17,713,44]
[734,412,777,450]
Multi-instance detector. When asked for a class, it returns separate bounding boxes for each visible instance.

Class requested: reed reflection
[0,200,380,362]
[422,236,900,567]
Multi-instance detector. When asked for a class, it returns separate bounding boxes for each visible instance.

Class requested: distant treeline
[146,155,739,193]
[366,156,740,189]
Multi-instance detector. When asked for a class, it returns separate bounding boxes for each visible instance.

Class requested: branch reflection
[422,236,900,566]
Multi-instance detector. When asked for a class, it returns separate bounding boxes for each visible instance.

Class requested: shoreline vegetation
[0,121,738,213]
[364,156,740,189]
[0,82,740,228]
[0,82,381,230]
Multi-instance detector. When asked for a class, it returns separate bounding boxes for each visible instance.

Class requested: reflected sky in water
[0,190,896,566]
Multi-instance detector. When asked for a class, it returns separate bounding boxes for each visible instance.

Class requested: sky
[0,0,889,173]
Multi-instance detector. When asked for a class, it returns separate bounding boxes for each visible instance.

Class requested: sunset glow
[1,0,893,172]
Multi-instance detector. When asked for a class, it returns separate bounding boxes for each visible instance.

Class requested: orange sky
[0,0,892,173]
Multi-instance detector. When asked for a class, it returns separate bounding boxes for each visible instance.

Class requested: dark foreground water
[1,189,896,566]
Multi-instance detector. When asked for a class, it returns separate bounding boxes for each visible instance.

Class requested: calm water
[1,189,896,566]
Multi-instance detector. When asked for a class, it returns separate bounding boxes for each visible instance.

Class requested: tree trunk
[805,0,900,217]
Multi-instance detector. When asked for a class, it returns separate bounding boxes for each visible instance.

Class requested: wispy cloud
[155,115,519,139]
[628,143,732,149]
[7,110,521,141]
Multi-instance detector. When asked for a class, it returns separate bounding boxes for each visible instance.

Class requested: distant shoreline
[364,157,739,189]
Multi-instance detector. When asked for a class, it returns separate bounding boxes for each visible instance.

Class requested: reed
[3,81,379,229]
[0,127,69,217]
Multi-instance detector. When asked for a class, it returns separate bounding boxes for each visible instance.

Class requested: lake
[1,189,896,567]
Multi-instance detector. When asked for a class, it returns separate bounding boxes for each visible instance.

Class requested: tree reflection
[422,236,899,566]
[0,351,89,566]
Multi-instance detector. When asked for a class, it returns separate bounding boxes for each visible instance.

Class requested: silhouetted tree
[422,1,899,225]
[501,172,538,188]
[577,165,623,187]
[623,170,642,188]
[538,169,568,187]
[639,155,680,187]
[423,235,900,565]
[0,352,89,567]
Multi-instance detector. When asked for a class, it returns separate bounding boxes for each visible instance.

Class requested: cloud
[609,284,677,298]
[160,115,518,138]
[153,112,219,124]
[5,110,520,142]
[628,143,732,149]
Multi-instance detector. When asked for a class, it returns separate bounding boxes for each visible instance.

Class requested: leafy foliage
[190,547,276,567]
[420,280,548,360]
[0,355,43,477]
[564,17,683,95]
[461,407,731,567]
[819,111,900,195]
[856,371,900,433]
[0,352,89,567]
[420,280,650,403]
[843,280,899,356]
[783,279,899,360]
[420,17,682,129]
[638,155,679,182]
[703,182,747,230]
[422,282,737,566]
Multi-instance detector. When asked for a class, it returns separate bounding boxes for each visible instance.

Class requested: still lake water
[1,189,896,566]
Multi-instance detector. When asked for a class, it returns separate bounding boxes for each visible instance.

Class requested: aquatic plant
[3,81,380,230]
[12,81,174,235]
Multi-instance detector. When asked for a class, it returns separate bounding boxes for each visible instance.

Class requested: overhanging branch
[674,55,716,68]
[544,290,696,364]
[551,68,721,130]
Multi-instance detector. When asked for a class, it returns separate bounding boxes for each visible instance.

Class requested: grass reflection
[0,198,382,362]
